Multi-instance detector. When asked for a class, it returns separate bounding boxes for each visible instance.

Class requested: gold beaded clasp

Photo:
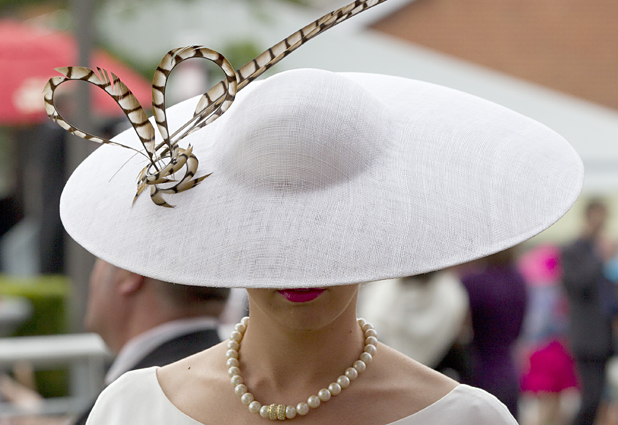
[268,404,287,420]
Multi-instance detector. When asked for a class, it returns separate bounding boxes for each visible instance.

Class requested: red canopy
[0,20,152,125]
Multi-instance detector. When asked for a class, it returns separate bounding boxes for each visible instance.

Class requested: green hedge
[0,275,70,397]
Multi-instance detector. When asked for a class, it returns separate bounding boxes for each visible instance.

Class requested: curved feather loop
[152,46,238,150]
[43,67,154,161]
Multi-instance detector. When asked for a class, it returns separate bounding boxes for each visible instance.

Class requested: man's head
[84,258,229,353]
[584,199,608,239]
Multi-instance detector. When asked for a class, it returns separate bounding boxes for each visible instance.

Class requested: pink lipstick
[278,288,325,303]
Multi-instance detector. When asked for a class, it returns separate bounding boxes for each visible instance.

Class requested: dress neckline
[146,366,464,424]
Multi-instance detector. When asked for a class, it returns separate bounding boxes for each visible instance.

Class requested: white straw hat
[59,68,583,288]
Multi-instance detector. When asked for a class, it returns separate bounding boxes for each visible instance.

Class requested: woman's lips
[277,288,326,303]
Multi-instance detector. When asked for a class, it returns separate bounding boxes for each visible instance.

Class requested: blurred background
[0,0,616,423]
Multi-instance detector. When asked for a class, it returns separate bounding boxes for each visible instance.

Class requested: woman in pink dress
[518,245,579,425]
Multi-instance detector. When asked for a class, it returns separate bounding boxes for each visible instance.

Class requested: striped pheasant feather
[43,0,388,207]
[43,66,156,163]
[171,0,387,143]
[151,46,238,155]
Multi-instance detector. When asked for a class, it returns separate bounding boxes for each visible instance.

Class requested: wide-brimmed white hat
[59,68,583,288]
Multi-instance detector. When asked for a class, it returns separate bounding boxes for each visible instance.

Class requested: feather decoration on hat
[43,0,387,207]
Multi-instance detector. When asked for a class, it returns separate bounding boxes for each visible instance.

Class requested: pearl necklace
[226,317,378,421]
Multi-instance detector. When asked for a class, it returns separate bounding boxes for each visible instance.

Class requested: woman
[44,2,583,424]
[461,249,528,419]
[89,284,506,424]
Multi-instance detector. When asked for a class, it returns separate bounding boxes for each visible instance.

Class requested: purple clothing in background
[462,264,527,419]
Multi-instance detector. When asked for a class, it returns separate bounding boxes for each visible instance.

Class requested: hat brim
[60,70,583,288]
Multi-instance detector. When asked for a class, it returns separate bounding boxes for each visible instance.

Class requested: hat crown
[216,69,388,191]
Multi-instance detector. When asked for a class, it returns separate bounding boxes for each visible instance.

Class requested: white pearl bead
[337,375,350,388]
[234,323,247,334]
[345,367,358,380]
[234,384,247,396]
[285,406,297,419]
[357,318,367,328]
[307,395,321,408]
[365,328,378,338]
[362,322,373,332]
[364,344,377,356]
[365,336,378,346]
[353,360,366,373]
[226,349,238,359]
[241,316,250,327]
[241,392,254,405]
[260,405,270,418]
[227,340,239,350]
[230,331,243,342]
[249,401,261,413]
[360,352,373,364]
[328,382,342,395]
[228,366,241,377]
[226,358,239,368]
[296,402,309,416]
[230,375,243,386]
[318,388,331,401]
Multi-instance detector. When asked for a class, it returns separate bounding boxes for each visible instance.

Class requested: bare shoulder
[358,343,459,418]
[156,341,229,406]
[376,343,457,389]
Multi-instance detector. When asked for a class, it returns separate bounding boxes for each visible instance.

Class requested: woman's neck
[238,293,364,398]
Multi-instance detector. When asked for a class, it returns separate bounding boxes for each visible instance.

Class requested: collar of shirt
[105,317,219,385]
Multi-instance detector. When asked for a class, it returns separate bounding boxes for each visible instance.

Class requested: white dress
[86,367,518,425]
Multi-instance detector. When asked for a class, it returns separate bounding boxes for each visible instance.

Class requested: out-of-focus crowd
[360,199,618,425]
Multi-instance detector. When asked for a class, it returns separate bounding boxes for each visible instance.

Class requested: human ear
[117,271,144,295]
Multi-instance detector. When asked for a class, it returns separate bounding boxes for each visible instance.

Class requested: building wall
[372,0,618,111]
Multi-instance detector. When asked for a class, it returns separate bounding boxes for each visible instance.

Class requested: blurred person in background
[518,244,579,425]
[461,248,527,420]
[562,200,617,425]
[0,128,22,262]
[0,259,234,424]
[35,94,69,275]
[358,270,472,381]
[72,258,230,425]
